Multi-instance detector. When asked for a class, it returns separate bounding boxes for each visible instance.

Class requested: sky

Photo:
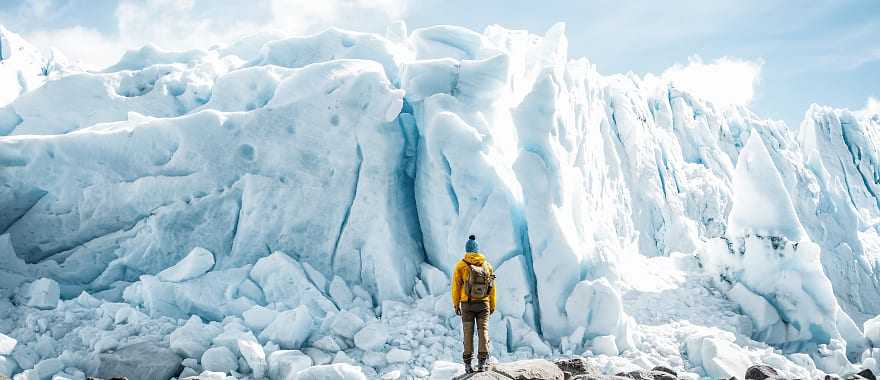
[0,0,877,126]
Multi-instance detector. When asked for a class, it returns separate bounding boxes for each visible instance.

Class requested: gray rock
[493,359,565,380]
[651,367,677,378]
[573,375,631,380]
[844,372,874,380]
[93,342,182,380]
[744,365,779,380]
[455,371,510,380]
[616,371,653,380]
[859,369,877,380]
[555,358,595,377]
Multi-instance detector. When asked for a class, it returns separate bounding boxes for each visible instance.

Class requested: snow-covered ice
[1,17,880,380]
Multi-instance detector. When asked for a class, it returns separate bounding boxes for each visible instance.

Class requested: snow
[2,18,880,380]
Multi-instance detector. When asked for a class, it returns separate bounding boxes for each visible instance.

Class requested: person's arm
[489,264,496,313]
[451,263,462,312]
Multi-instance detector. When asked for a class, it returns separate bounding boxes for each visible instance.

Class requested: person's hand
[455,304,461,316]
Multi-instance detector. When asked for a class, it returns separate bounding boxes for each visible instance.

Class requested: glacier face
[1,20,880,380]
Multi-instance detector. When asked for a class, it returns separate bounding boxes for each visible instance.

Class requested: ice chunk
[190,370,231,380]
[259,306,313,349]
[0,356,17,377]
[243,305,278,332]
[591,335,619,356]
[728,133,806,240]
[134,266,253,321]
[312,336,343,352]
[238,337,267,378]
[296,363,367,380]
[727,283,781,332]
[268,350,312,380]
[330,310,365,339]
[170,315,223,358]
[250,252,332,314]
[686,335,749,379]
[332,351,356,365]
[157,247,215,283]
[429,360,464,380]
[564,278,632,349]
[0,333,16,355]
[26,278,60,310]
[354,322,389,351]
[201,346,238,374]
[386,348,412,363]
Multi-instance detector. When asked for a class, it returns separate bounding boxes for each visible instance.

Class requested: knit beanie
[465,235,479,253]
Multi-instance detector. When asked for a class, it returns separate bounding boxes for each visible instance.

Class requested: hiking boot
[478,353,489,372]
[463,354,474,374]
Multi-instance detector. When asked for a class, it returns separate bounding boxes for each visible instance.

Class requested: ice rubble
[1,19,880,380]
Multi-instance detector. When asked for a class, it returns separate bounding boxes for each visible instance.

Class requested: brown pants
[461,301,490,357]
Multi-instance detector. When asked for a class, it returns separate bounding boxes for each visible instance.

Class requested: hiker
[452,235,496,373]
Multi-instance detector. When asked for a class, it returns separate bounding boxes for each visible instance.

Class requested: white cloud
[21,0,409,69]
[24,26,125,70]
[660,56,763,107]
[861,97,880,117]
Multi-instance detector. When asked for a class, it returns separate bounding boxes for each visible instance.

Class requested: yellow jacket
[451,252,496,312]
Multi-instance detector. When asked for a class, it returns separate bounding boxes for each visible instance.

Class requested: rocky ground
[452,357,879,380]
[1,350,877,380]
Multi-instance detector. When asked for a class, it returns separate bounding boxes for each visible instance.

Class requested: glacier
[1,20,880,380]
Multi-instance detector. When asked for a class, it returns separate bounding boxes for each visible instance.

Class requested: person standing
[451,235,496,373]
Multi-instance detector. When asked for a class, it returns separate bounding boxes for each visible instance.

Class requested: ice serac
[727,133,807,241]
[0,25,46,109]
[797,105,880,322]
[699,132,867,365]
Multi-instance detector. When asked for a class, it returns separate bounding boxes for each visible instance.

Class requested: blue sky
[1,0,877,126]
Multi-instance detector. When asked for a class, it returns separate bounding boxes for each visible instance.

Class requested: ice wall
[2,20,880,367]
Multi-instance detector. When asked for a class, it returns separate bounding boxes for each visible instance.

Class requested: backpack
[465,264,495,300]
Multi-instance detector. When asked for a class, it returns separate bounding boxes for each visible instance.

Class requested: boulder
[454,371,509,380]
[744,365,779,380]
[649,366,678,380]
[493,359,565,380]
[845,371,877,380]
[94,342,182,380]
[572,375,630,380]
[617,371,653,380]
[554,358,594,377]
